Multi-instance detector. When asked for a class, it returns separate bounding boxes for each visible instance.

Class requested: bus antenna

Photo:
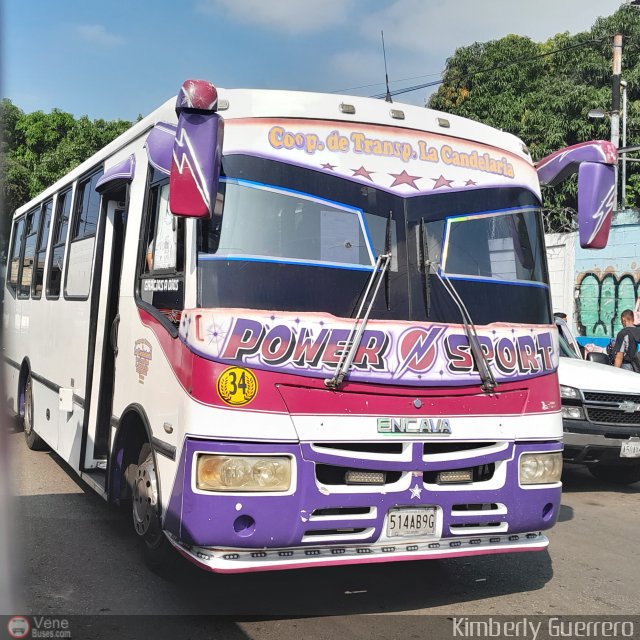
[381,30,393,103]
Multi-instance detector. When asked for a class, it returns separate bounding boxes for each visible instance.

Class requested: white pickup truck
[557,319,640,484]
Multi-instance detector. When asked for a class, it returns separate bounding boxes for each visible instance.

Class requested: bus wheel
[589,463,640,485]
[132,444,177,573]
[23,376,47,451]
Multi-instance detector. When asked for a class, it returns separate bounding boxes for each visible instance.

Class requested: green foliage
[0,100,131,219]
[428,4,640,231]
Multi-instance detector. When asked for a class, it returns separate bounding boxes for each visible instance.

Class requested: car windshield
[559,334,580,359]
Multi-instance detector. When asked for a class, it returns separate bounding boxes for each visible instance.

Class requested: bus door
[82,197,127,479]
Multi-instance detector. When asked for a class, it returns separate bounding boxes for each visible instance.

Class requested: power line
[328,71,443,95]
[369,36,606,100]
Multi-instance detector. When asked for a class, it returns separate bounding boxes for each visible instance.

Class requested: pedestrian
[611,309,640,372]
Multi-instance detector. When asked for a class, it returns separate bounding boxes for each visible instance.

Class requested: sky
[4,0,625,122]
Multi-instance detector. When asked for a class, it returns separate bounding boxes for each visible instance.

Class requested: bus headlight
[519,452,562,485]
[196,455,292,492]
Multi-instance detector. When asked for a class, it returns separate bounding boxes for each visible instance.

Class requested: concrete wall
[574,222,640,338]
[545,231,576,324]
[546,214,640,339]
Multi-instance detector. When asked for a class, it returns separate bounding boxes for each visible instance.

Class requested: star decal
[206,321,229,351]
[409,484,423,499]
[389,170,422,189]
[432,175,454,189]
[351,166,375,181]
[321,162,337,171]
[465,179,477,186]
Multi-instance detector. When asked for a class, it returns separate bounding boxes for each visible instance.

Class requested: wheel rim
[132,452,160,538]
[24,380,33,436]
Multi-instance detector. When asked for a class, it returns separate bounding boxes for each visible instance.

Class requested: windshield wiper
[419,218,431,317]
[325,252,392,389]
[384,210,392,310]
[431,263,498,393]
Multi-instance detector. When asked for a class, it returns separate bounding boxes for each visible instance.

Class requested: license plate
[620,439,640,458]
[386,507,438,538]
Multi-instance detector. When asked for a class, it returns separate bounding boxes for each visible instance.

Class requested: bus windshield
[205,179,380,271]
[442,208,546,285]
[197,155,551,325]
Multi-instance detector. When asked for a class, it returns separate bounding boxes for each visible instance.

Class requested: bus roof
[14,87,532,217]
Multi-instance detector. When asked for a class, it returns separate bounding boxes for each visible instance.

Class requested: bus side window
[65,170,103,298]
[18,206,42,299]
[47,188,73,299]
[139,180,184,324]
[71,170,103,240]
[7,217,26,294]
[32,199,53,299]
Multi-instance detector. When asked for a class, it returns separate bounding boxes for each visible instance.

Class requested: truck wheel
[589,464,640,485]
[132,444,180,575]
[23,376,48,451]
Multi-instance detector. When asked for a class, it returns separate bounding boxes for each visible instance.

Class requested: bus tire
[589,463,640,485]
[132,443,180,575]
[23,376,48,451]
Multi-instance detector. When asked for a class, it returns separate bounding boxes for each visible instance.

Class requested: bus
[3,79,617,573]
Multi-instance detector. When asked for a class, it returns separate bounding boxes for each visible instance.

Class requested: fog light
[437,469,473,484]
[345,470,385,485]
[196,455,291,492]
[519,452,562,485]
[561,406,584,420]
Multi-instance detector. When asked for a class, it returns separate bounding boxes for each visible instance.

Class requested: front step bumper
[167,530,548,573]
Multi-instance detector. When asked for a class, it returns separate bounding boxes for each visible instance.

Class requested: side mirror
[536,141,617,249]
[576,162,615,249]
[169,79,224,219]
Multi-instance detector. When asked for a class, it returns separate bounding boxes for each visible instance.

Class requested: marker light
[345,470,385,485]
[561,406,585,420]
[196,455,291,492]
[437,469,473,484]
[560,385,581,399]
[519,452,563,485]
[339,103,356,115]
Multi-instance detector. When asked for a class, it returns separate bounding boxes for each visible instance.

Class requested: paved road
[8,431,640,638]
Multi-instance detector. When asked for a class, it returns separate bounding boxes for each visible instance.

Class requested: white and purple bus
[3,80,616,573]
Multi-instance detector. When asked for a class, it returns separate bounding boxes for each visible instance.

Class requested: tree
[427,4,640,230]
[0,101,132,261]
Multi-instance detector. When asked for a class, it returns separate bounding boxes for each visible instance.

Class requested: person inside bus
[611,309,640,371]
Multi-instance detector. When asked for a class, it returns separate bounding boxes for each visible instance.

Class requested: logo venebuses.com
[7,616,71,639]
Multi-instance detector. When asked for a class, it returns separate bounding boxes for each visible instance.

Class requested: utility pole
[621,79,628,208]
[611,33,623,209]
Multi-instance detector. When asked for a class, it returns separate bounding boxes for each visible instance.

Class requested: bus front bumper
[162,438,560,572]
[166,530,549,573]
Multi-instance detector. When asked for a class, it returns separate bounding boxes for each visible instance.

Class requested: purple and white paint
[162,437,560,572]
[144,122,176,176]
[179,308,558,387]
[169,79,225,219]
[96,154,136,191]
[536,140,617,249]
